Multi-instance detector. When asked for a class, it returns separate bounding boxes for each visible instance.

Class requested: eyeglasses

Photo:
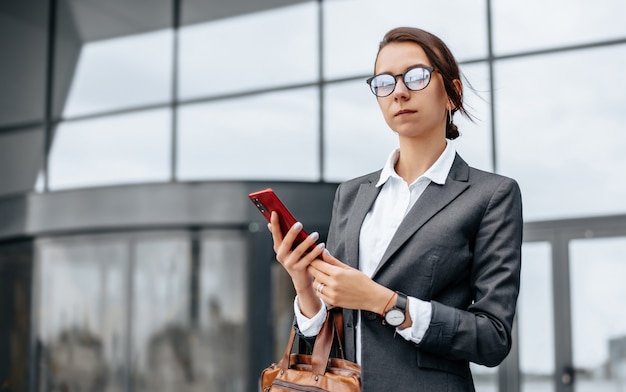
[366,65,435,97]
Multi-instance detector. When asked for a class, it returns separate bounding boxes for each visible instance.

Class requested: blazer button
[364,311,377,321]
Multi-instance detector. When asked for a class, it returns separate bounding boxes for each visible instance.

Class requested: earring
[448,109,453,124]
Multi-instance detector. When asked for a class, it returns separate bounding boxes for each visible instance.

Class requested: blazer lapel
[344,172,381,269]
[372,154,471,277]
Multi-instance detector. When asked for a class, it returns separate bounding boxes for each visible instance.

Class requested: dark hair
[376,27,472,140]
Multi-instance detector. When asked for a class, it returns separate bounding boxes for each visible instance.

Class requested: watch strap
[395,291,407,311]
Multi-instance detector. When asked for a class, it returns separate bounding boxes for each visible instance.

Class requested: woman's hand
[268,211,326,317]
[309,251,393,314]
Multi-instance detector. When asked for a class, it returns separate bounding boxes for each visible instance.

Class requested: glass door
[569,237,626,392]
[519,242,556,392]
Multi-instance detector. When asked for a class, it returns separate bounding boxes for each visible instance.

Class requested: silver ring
[317,282,325,295]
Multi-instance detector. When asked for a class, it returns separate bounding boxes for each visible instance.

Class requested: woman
[269,26,523,391]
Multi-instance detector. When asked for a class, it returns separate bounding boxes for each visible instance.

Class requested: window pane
[570,237,626,391]
[493,0,626,55]
[495,45,626,220]
[132,235,191,390]
[324,63,491,182]
[178,2,318,100]
[323,80,395,182]
[49,109,171,190]
[178,88,319,181]
[61,30,173,117]
[36,237,129,392]
[519,242,555,392]
[450,63,492,172]
[323,0,487,79]
[198,231,248,391]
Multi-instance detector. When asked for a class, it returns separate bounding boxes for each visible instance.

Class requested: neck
[395,135,447,184]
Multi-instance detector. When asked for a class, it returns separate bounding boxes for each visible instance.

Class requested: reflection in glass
[570,237,626,392]
[198,231,247,391]
[36,237,128,392]
[33,231,252,392]
[178,2,317,100]
[132,236,191,391]
[496,45,626,220]
[323,0,487,79]
[48,109,171,190]
[177,88,319,181]
[493,0,626,55]
[519,242,555,392]
[62,30,173,117]
[0,241,33,392]
[324,63,491,182]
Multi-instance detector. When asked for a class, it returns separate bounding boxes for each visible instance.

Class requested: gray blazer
[325,153,523,392]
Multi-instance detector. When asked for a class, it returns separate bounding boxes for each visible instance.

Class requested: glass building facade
[1,1,626,391]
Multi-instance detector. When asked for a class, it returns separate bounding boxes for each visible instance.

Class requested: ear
[447,78,463,110]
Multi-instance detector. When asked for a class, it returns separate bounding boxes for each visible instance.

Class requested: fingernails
[267,223,271,231]
[309,232,319,240]
[293,222,302,231]
[316,242,325,250]
[324,249,330,256]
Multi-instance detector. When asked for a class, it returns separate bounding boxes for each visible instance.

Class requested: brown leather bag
[259,309,361,391]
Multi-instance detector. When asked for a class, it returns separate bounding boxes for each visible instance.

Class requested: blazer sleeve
[417,177,523,367]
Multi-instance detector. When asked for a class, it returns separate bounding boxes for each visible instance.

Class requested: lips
[395,109,416,117]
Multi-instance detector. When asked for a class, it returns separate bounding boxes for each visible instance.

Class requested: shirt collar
[376,142,457,188]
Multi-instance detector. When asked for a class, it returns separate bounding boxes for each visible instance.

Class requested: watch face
[385,308,405,326]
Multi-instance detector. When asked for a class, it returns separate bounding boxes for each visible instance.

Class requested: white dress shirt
[295,142,457,364]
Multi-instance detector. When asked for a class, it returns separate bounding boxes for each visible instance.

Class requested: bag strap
[277,309,345,375]
[332,308,346,359]
[277,310,335,375]
[311,311,335,375]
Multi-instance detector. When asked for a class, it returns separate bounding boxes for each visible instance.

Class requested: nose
[391,75,410,99]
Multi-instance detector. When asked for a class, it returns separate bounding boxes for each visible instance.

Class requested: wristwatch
[383,291,407,327]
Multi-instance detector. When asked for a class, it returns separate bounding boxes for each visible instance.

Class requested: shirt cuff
[396,296,432,344]
[293,296,327,337]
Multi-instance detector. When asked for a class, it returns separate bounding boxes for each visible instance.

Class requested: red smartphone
[248,188,310,248]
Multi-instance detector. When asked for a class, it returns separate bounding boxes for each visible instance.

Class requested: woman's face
[374,41,450,141]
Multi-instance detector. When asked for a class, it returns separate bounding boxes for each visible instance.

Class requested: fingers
[279,224,321,262]
[268,212,306,251]
[283,240,325,293]
[321,249,344,266]
[268,211,326,293]
[314,281,326,296]
[309,251,348,276]
[309,258,373,310]
[268,211,284,248]
[269,211,323,257]
[313,279,332,308]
